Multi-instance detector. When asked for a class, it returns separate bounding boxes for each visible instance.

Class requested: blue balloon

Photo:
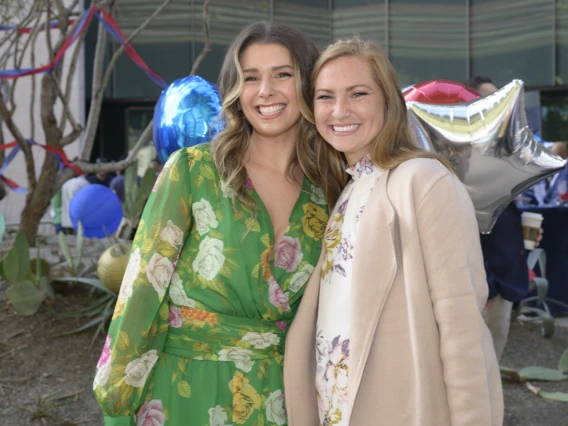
[69,185,123,238]
[153,75,222,164]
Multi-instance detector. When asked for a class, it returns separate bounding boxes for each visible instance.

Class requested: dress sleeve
[93,149,193,426]
[416,174,503,426]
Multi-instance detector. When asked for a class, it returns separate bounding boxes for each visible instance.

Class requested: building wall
[86,0,568,147]
[0,1,85,234]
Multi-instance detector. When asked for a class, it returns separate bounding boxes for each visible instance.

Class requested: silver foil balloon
[406,79,566,233]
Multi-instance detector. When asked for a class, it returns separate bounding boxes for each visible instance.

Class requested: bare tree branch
[59,27,86,132]
[50,71,82,134]
[8,20,23,114]
[80,19,107,160]
[190,0,212,76]
[0,0,40,52]
[27,1,44,140]
[0,92,37,193]
[53,0,67,31]
[55,119,154,190]
[66,0,80,14]
[7,2,43,117]
[29,73,36,140]
[60,126,83,146]
[44,0,55,62]
[97,0,173,98]
[14,0,44,69]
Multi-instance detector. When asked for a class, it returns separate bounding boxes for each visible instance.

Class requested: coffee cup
[521,212,543,250]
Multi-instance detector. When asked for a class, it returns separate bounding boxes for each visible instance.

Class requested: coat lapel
[284,251,323,426]
[348,169,398,414]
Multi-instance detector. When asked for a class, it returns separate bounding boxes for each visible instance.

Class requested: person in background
[521,141,567,206]
[61,175,89,234]
[135,143,157,177]
[50,189,63,234]
[541,142,568,205]
[551,141,568,160]
[465,76,540,360]
[109,169,125,203]
[149,157,162,175]
[86,157,114,187]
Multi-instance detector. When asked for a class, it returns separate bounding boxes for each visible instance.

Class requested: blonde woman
[284,38,504,426]
[94,22,344,426]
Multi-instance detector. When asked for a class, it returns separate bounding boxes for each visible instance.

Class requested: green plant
[57,222,85,277]
[20,389,87,425]
[2,230,54,316]
[52,276,117,346]
[501,348,568,403]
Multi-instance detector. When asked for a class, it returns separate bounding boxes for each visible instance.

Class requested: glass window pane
[332,0,385,47]
[390,0,467,87]
[471,0,554,87]
[274,0,331,49]
[541,92,568,141]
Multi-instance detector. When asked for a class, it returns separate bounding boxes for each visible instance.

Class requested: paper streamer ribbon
[95,9,168,88]
[0,5,168,88]
[0,6,97,79]
[0,140,83,193]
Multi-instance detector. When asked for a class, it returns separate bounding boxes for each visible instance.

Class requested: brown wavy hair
[308,37,454,186]
[210,21,346,209]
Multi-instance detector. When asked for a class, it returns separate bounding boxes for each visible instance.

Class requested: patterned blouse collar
[346,154,375,181]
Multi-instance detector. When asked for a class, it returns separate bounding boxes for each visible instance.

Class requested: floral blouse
[315,155,383,426]
[93,145,329,426]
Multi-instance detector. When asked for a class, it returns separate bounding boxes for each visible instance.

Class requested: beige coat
[284,158,503,426]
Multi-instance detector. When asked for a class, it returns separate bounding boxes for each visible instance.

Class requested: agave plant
[2,230,54,316]
[52,276,117,346]
[501,349,568,403]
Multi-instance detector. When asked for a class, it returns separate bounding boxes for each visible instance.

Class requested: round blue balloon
[153,75,222,164]
[69,185,123,238]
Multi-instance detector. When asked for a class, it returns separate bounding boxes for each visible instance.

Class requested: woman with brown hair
[284,37,503,426]
[94,21,343,426]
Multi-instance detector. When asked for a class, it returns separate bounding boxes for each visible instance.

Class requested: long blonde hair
[210,21,346,209]
[309,37,454,202]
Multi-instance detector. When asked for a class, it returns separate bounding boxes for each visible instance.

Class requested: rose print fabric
[93,145,329,426]
[316,155,383,426]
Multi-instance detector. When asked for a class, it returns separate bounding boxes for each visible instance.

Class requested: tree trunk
[20,154,60,246]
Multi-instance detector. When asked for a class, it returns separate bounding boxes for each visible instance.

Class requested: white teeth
[259,105,285,115]
[333,124,359,132]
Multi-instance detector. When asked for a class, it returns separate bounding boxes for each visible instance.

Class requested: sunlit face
[239,43,301,139]
[314,56,385,166]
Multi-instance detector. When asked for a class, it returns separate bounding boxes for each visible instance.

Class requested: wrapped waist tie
[163,306,287,362]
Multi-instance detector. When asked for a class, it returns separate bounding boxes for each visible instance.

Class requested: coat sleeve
[93,149,193,426]
[415,174,503,426]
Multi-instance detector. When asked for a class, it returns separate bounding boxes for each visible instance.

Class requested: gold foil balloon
[97,243,131,294]
[406,79,566,233]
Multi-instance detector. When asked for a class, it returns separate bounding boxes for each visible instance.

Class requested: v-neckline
[249,174,309,250]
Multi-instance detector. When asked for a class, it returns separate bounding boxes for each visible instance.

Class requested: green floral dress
[93,145,329,426]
